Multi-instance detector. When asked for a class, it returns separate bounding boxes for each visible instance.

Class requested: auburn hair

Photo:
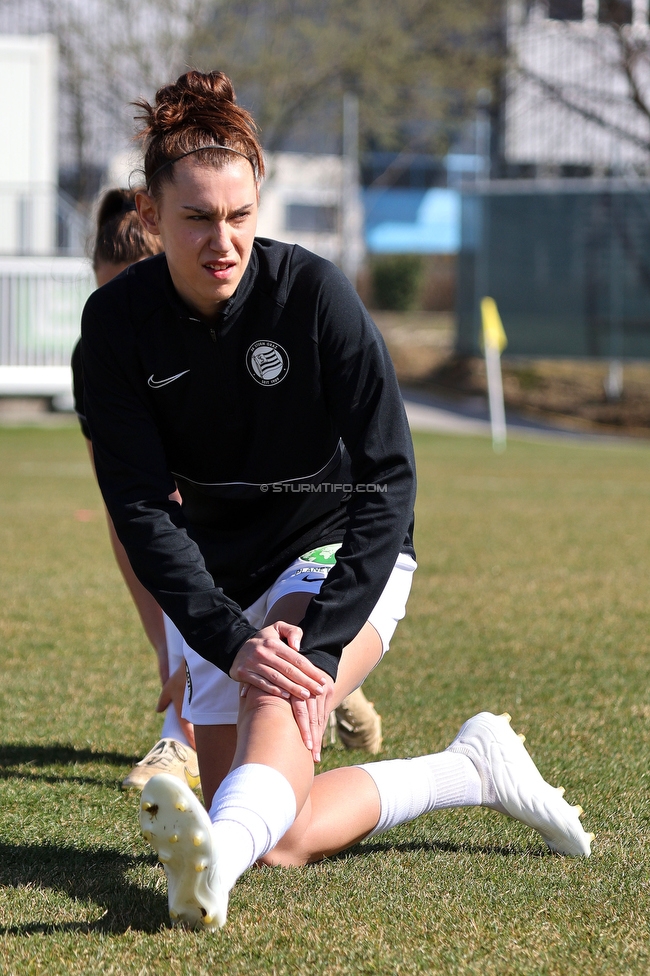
[134,70,265,196]
[92,188,163,270]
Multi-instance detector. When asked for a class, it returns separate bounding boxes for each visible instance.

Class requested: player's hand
[290,672,335,762]
[230,621,327,701]
[157,660,196,750]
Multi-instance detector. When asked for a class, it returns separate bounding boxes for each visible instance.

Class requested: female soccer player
[77,188,381,791]
[81,70,593,930]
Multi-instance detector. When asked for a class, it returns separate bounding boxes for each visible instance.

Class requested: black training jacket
[81,240,416,680]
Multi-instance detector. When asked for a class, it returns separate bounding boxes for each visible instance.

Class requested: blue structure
[363,188,461,255]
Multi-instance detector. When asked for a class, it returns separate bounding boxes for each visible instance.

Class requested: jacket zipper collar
[161,248,259,332]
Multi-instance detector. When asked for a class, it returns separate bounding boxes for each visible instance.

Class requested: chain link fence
[457,180,650,359]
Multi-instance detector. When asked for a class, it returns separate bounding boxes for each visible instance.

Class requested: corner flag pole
[481,297,507,453]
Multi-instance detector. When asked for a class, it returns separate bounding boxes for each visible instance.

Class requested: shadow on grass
[0,743,138,765]
[343,838,544,858]
[0,841,168,935]
[0,837,548,937]
[0,743,138,785]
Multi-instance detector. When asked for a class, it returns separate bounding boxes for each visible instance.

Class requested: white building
[506,0,650,172]
[0,34,58,253]
[256,152,364,280]
[0,35,93,403]
[0,0,202,187]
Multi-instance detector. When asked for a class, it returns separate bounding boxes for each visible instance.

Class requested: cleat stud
[195,860,208,872]
[588,833,596,842]
[170,910,179,920]
[573,804,584,817]
[499,712,512,724]
[202,914,214,926]
[158,855,170,864]
[142,830,152,842]
[193,834,203,847]
[170,834,179,844]
[141,801,152,811]
[175,802,188,812]
[517,733,526,743]
[556,787,565,797]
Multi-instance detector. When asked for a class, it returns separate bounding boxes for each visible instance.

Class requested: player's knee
[239,686,291,720]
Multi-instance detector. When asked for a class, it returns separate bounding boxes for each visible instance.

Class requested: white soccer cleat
[139,773,228,930]
[446,711,594,857]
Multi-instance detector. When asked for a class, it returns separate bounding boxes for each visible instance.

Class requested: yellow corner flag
[481,296,507,353]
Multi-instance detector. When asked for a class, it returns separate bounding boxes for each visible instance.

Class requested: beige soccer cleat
[139,773,227,930]
[334,687,383,754]
[122,738,200,791]
[446,711,594,856]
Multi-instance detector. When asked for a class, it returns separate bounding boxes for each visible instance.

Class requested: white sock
[160,705,190,747]
[160,613,191,747]
[208,763,296,891]
[358,751,482,838]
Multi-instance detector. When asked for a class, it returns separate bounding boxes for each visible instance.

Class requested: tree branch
[614,25,650,127]
[515,61,650,154]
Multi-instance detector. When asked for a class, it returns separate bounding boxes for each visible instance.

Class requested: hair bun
[149,71,237,134]
[134,70,265,193]
[181,70,236,105]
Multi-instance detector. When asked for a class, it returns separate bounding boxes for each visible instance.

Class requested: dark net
[456,184,650,358]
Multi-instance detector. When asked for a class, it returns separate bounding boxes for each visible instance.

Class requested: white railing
[0,185,90,257]
[0,255,94,398]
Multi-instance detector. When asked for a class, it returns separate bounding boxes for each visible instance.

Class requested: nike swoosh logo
[147,370,190,388]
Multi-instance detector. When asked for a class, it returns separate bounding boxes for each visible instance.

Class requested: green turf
[1,425,649,975]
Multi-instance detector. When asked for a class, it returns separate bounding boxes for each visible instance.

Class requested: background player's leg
[122,614,199,791]
[160,614,194,747]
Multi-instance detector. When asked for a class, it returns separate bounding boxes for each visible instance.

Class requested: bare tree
[1,0,507,195]
[188,0,504,159]
[507,4,650,170]
[0,0,210,200]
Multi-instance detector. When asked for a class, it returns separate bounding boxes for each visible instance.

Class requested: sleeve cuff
[300,647,339,681]
[195,619,259,676]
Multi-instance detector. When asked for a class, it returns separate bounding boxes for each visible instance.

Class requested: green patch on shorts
[299,543,342,565]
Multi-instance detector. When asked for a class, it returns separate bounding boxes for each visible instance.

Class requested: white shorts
[181,547,417,726]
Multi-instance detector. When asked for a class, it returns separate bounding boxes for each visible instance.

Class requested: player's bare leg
[194,725,238,808]
[194,592,382,810]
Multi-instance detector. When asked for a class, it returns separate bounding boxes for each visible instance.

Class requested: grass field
[1,424,650,975]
